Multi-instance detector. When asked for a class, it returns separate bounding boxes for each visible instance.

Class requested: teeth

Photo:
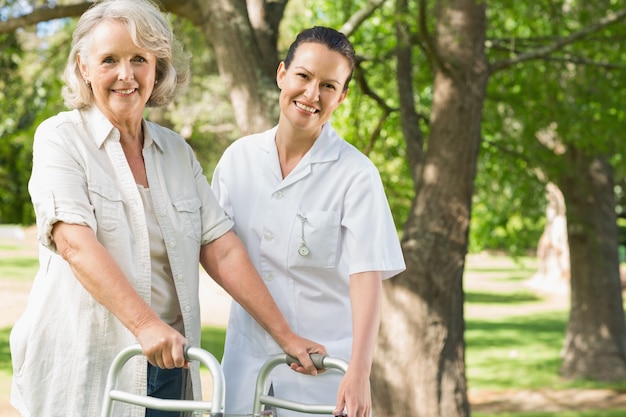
[295,102,317,113]
[117,89,135,95]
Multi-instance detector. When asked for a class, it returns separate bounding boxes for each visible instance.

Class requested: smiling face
[77,19,157,126]
[276,42,351,138]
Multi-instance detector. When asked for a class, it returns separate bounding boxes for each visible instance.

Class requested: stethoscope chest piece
[298,243,310,256]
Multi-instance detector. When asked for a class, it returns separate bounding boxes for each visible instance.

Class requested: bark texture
[191,0,280,135]
[371,1,488,415]
[558,148,626,380]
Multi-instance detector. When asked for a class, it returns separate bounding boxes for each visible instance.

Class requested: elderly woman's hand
[136,318,188,369]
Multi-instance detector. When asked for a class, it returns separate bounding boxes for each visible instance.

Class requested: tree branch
[489,8,626,73]
[0,3,90,34]
[418,0,444,72]
[340,0,387,37]
[0,0,205,34]
[355,59,396,114]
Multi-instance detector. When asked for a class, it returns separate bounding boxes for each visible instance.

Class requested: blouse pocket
[173,196,202,242]
[288,211,340,269]
[88,183,124,233]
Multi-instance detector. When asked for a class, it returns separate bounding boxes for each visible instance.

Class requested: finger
[298,353,318,376]
[172,343,186,368]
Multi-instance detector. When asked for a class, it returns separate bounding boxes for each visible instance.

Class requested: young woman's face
[78,19,157,124]
[276,42,351,135]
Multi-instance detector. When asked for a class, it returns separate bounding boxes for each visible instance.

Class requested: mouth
[113,88,137,96]
[294,101,319,114]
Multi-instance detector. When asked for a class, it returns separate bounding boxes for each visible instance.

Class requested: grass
[465,290,543,304]
[466,311,567,390]
[0,239,39,282]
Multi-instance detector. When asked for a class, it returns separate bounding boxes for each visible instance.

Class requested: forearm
[200,231,293,345]
[349,271,382,375]
[53,222,160,336]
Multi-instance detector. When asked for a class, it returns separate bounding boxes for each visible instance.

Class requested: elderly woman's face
[78,19,157,124]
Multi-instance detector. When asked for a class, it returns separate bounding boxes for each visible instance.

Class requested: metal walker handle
[252,353,349,415]
[101,344,225,417]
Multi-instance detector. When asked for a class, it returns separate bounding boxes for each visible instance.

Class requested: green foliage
[475,1,626,254]
[200,325,226,362]
[3,0,625,258]
[0,20,70,225]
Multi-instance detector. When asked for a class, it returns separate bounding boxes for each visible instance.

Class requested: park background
[1,0,626,416]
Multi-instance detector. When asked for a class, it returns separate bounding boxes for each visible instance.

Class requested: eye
[297,72,309,79]
[322,83,336,90]
[133,56,147,63]
[102,57,115,64]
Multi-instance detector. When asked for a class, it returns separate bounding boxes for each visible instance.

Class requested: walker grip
[286,353,327,370]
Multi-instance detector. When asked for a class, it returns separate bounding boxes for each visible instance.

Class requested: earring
[85,80,91,87]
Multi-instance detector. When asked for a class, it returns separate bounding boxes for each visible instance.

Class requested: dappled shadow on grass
[466,312,568,389]
[466,290,543,304]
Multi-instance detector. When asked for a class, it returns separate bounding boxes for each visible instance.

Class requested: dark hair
[284,26,355,91]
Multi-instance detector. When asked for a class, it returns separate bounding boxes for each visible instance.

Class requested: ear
[77,54,88,80]
[337,88,349,104]
[276,61,286,89]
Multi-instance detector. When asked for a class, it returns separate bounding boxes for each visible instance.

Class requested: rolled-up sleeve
[28,117,97,251]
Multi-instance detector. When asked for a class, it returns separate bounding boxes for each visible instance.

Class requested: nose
[118,61,134,81]
[303,81,319,102]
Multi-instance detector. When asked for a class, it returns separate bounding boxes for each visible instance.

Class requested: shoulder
[36,110,80,133]
[33,110,86,149]
[334,136,379,175]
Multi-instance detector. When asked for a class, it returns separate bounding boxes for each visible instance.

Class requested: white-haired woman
[10,1,324,416]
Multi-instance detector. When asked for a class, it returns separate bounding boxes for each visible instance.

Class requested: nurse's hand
[281,335,327,376]
[333,367,371,417]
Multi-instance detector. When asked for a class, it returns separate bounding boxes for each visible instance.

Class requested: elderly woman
[9,1,323,416]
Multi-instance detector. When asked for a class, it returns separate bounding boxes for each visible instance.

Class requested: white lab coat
[212,123,405,415]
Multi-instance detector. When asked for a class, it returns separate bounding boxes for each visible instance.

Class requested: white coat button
[263,232,273,241]
[264,273,274,281]
[272,191,283,200]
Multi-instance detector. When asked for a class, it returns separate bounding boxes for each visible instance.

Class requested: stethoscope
[296,213,310,256]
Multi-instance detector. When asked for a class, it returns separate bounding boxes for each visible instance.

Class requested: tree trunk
[194,0,279,135]
[371,1,488,415]
[558,148,626,380]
